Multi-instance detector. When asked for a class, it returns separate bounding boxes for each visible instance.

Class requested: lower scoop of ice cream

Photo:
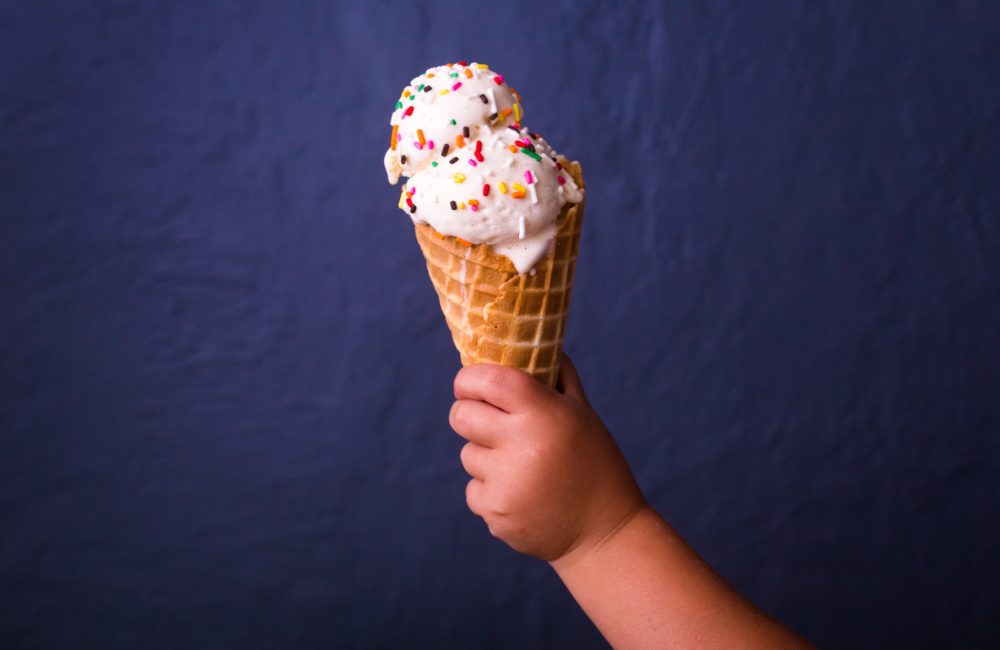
[398,127,583,273]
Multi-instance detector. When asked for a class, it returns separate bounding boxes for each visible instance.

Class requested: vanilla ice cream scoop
[384,62,522,184]
[385,62,583,274]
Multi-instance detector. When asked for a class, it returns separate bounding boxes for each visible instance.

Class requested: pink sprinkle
[557,175,566,185]
[467,159,478,167]
[396,133,402,142]
[409,186,416,195]
[452,81,462,91]
[413,141,424,150]
[524,170,534,184]
[470,204,479,212]
[427,140,434,149]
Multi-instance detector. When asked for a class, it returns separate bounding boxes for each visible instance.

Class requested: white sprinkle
[487,88,497,114]
[518,215,525,239]
[528,184,538,204]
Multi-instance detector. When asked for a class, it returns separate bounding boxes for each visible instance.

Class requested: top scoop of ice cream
[384,62,523,184]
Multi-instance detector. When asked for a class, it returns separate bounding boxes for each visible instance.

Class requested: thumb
[556,352,590,406]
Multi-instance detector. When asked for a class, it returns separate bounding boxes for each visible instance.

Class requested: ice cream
[384,61,586,386]
[384,61,584,274]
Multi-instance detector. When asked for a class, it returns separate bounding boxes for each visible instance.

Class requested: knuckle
[449,401,468,431]
[459,442,474,466]
[465,479,481,511]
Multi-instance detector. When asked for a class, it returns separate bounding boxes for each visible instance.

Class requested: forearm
[550,505,811,649]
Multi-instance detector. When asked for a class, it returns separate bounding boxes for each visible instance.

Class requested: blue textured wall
[2,1,999,647]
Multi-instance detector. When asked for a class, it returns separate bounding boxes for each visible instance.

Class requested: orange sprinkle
[511,191,526,199]
[468,199,479,206]
[390,124,398,150]
[501,107,512,117]
[464,68,473,78]
[456,238,472,247]
[511,87,522,102]
[508,144,518,153]
[427,73,435,78]
[417,129,426,145]
[456,134,466,149]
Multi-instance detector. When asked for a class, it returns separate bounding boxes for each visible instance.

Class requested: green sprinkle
[450,119,457,125]
[418,83,424,91]
[395,101,403,110]
[520,148,542,162]
[450,72,459,78]
[431,161,438,167]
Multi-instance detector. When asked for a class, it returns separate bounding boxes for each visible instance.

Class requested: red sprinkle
[556,162,562,170]
[482,184,490,196]
[474,151,484,162]
[557,175,566,185]
[494,75,504,85]
[403,106,414,118]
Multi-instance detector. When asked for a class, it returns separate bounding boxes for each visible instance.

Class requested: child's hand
[449,355,646,561]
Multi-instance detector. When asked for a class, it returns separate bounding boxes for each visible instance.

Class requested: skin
[450,356,813,649]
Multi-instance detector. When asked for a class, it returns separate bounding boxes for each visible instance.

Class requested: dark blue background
[3,1,999,647]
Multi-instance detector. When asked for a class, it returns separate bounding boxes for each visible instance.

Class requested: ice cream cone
[414,160,585,386]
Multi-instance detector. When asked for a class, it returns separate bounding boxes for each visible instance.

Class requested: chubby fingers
[459,442,491,479]
[449,399,506,448]
[454,363,553,413]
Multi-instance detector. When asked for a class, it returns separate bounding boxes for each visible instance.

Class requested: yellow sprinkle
[439,89,450,95]
[458,202,466,210]
[512,183,526,192]
[398,190,406,209]
[453,173,466,183]
[498,181,508,194]
[475,63,488,69]
[513,103,521,122]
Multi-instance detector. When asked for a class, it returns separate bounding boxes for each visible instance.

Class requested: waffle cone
[414,161,584,387]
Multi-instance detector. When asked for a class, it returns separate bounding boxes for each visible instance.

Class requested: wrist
[549,498,654,570]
